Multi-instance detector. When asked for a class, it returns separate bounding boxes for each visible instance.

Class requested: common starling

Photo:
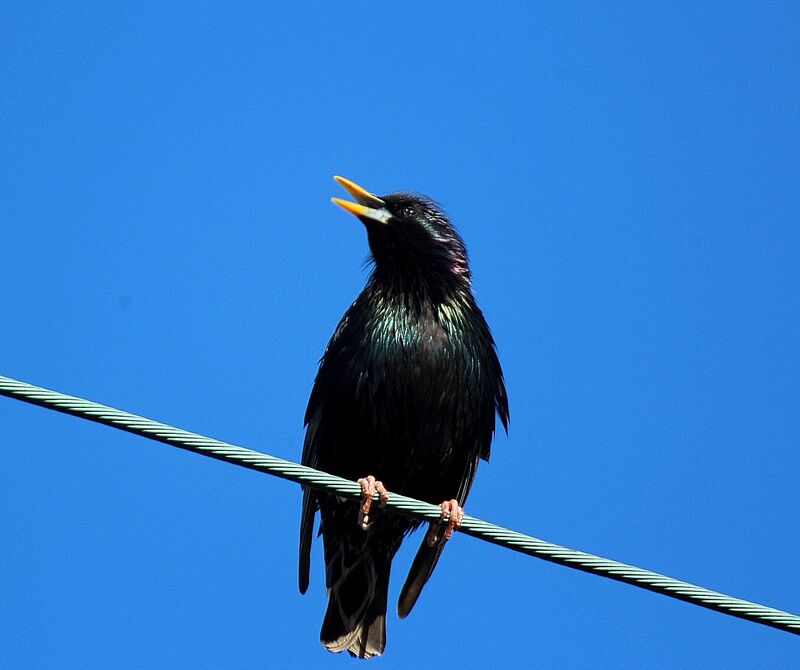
[299,176,509,659]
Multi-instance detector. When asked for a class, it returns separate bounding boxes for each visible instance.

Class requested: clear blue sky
[2,3,798,668]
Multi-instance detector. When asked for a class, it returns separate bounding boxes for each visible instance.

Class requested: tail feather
[320,538,391,659]
[321,585,387,659]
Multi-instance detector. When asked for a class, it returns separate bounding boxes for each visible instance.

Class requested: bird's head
[332,176,470,286]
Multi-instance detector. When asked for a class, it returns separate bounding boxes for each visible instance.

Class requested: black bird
[299,176,508,659]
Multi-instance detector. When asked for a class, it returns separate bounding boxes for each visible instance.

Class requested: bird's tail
[320,539,391,660]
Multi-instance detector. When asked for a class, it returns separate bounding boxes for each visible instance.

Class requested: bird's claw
[357,475,389,530]
[425,499,464,546]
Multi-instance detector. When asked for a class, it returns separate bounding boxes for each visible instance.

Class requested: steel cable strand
[0,374,797,635]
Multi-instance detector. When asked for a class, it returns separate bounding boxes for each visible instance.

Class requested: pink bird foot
[425,499,464,546]
[357,475,389,530]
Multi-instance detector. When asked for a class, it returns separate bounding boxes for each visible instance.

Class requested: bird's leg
[357,475,389,530]
[425,499,464,547]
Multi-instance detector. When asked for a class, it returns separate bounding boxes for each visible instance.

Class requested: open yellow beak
[333,176,385,208]
[332,176,393,225]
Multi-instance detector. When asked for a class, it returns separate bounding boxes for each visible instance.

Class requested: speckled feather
[299,190,508,659]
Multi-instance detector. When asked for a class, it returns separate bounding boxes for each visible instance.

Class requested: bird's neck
[368,268,472,310]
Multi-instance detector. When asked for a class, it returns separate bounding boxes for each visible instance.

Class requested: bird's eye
[402,206,416,217]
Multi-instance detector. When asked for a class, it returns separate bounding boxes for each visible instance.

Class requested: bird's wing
[397,539,443,619]
[298,409,319,594]
[397,448,480,618]
[399,330,508,617]
[481,332,510,460]
[298,308,357,594]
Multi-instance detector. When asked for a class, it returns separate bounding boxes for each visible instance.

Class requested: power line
[0,373,797,636]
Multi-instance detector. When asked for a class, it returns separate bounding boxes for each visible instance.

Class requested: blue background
[2,3,798,668]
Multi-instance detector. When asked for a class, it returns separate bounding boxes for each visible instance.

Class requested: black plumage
[299,177,508,659]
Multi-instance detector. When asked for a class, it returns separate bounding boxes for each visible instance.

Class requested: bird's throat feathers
[367,254,471,306]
